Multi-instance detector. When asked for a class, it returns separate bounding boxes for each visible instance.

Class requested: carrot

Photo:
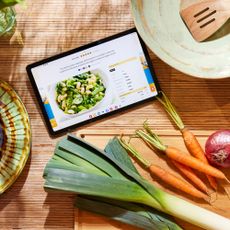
[165,146,226,179]
[172,160,209,193]
[143,122,210,193]
[136,129,228,180]
[149,164,208,199]
[119,138,208,200]
[156,92,218,190]
[182,128,218,190]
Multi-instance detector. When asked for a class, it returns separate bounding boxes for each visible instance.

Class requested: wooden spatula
[180,0,230,42]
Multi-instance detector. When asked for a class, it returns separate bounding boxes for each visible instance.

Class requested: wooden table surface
[0,0,229,229]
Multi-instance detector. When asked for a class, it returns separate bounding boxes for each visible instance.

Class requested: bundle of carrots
[137,125,229,193]
[119,92,229,201]
[141,123,210,195]
[156,92,218,191]
[119,137,209,201]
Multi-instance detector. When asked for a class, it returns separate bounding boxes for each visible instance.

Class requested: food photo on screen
[55,71,106,115]
[39,68,115,131]
[45,68,111,122]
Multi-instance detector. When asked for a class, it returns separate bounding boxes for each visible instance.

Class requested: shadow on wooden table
[43,192,75,229]
[151,57,230,131]
[0,43,24,83]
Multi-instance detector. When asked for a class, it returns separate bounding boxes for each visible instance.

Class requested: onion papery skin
[205,130,230,168]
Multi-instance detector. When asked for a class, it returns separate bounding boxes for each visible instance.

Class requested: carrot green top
[157,92,185,131]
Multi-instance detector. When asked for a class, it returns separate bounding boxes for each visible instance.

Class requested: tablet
[27,28,160,135]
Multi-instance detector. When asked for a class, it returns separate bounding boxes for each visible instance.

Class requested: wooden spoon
[180,0,230,42]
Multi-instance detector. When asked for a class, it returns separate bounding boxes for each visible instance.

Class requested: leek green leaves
[43,134,181,230]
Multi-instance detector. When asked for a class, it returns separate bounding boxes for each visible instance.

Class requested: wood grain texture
[180,0,230,42]
[0,0,229,229]
[75,130,230,230]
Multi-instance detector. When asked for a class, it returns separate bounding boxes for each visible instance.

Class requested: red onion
[205,130,230,168]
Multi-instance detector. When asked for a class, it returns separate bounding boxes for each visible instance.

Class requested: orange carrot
[137,129,228,180]
[149,164,208,199]
[142,122,210,193]
[156,92,218,190]
[165,146,226,179]
[119,138,208,200]
[182,128,218,190]
[172,160,209,193]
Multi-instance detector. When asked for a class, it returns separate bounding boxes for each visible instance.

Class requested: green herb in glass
[0,0,24,41]
[0,7,16,39]
[0,0,24,10]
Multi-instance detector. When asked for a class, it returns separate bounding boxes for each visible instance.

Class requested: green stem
[119,138,150,168]
[143,121,164,145]
[136,130,166,152]
[157,92,185,130]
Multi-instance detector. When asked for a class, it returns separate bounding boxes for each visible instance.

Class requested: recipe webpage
[31,32,158,131]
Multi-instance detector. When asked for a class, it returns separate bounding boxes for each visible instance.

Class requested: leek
[105,138,139,174]
[45,167,158,207]
[43,134,230,230]
[75,196,179,230]
[44,135,181,230]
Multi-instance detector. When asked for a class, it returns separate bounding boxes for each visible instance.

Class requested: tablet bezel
[26,28,161,135]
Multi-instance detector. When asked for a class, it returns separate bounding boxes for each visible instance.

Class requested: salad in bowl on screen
[55,71,106,115]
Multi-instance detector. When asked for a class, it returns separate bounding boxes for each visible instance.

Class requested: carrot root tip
[208,191,218,204]
[223,185,230,200]
[204,195,212,204]
[225,177,230,184]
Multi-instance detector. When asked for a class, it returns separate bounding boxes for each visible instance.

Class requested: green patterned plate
[0,80,31,194]
[131,0,230,79]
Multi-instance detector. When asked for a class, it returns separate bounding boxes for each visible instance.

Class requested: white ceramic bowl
[131,0,230,79]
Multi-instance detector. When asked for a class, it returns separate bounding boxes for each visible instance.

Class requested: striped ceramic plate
[0,80,31,194]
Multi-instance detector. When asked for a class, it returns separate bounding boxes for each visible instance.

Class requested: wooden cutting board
[74,129,230,230]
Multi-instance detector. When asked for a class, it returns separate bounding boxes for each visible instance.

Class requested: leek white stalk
[154,191,230,230]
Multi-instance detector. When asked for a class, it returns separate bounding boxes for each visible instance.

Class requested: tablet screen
[28,29,159,134]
